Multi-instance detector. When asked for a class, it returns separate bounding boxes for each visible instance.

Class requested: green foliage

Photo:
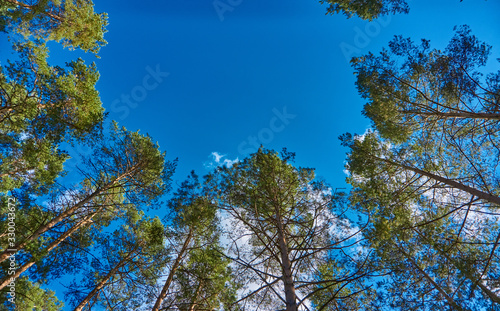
[310,260,368,310]
[153,171,237,310]
[81,122,176,203]
[341,26,500,307]
[0,1,178,310]
[352,25,499,143]
[1,0,108,54]
[4,277,64,311]
[66,215,170,310]
[3,0,498,309]
[320,0,409,20]
[0,39,105,194]
[50,0,108,54]
[175,242,237,310]
[210,148,362,310]
[1,41,105,139]
[168,171,218,230]
[145,216,165,249]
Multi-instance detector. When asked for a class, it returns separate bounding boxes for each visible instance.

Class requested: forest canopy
[0,0,499,310]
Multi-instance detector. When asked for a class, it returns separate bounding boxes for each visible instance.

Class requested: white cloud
[222,157,239,167]
[212,151,224,163]
[205,152,239,169]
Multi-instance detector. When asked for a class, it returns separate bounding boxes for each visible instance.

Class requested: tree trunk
[73,248,138,311]
[401,110,500,120]
[396,244,465,311]
[0,170,134,263]
[187,281,203,311]
[152,230,193,311]
[275,211,297,311]
[377,156,500,206]
[4,0,64,21]
[0,216,93,291]
[417,230,500,304]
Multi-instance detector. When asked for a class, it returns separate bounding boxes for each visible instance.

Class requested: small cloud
[212,151,224,163]
[222,157,239,167]
[204,152,239,169]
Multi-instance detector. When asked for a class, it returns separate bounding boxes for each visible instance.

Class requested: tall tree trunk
[0,216,93,291]
[376,156,500,206]
[73,248,138,311]
[4,0,64,21]
[401,110,500,120]
[0,169,135,263]
[276,211,297,311]
[187,281,203,311]
[0,189,101,263]
[444,252,500,303]
[396,244,465,311]
[415,229,500,304]
[152,230,193,311]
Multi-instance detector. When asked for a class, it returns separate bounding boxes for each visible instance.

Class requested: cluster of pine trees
[0,0,499,310]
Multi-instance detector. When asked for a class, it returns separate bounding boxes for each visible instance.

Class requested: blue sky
[87,0,500,188]
[1,0,500,308]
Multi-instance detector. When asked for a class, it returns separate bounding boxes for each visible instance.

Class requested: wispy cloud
[204,152,239,169]
[212,151,224,163]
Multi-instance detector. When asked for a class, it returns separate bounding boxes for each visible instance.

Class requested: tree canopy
[341,25,500,310]
[208,148,368,311]
[320,0,409,20]
[1,0,499,310]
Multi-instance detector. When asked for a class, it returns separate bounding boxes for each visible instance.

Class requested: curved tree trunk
[3,0,64,21]
[152,230,193,311]
[187,281,203,311]
[0,216,93,291]
[416,230,500,304]
[0,169,135,264]
[401,110,500,120]
[376,156,500,206]
[73,248,138,311]
[396,244,465,311]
